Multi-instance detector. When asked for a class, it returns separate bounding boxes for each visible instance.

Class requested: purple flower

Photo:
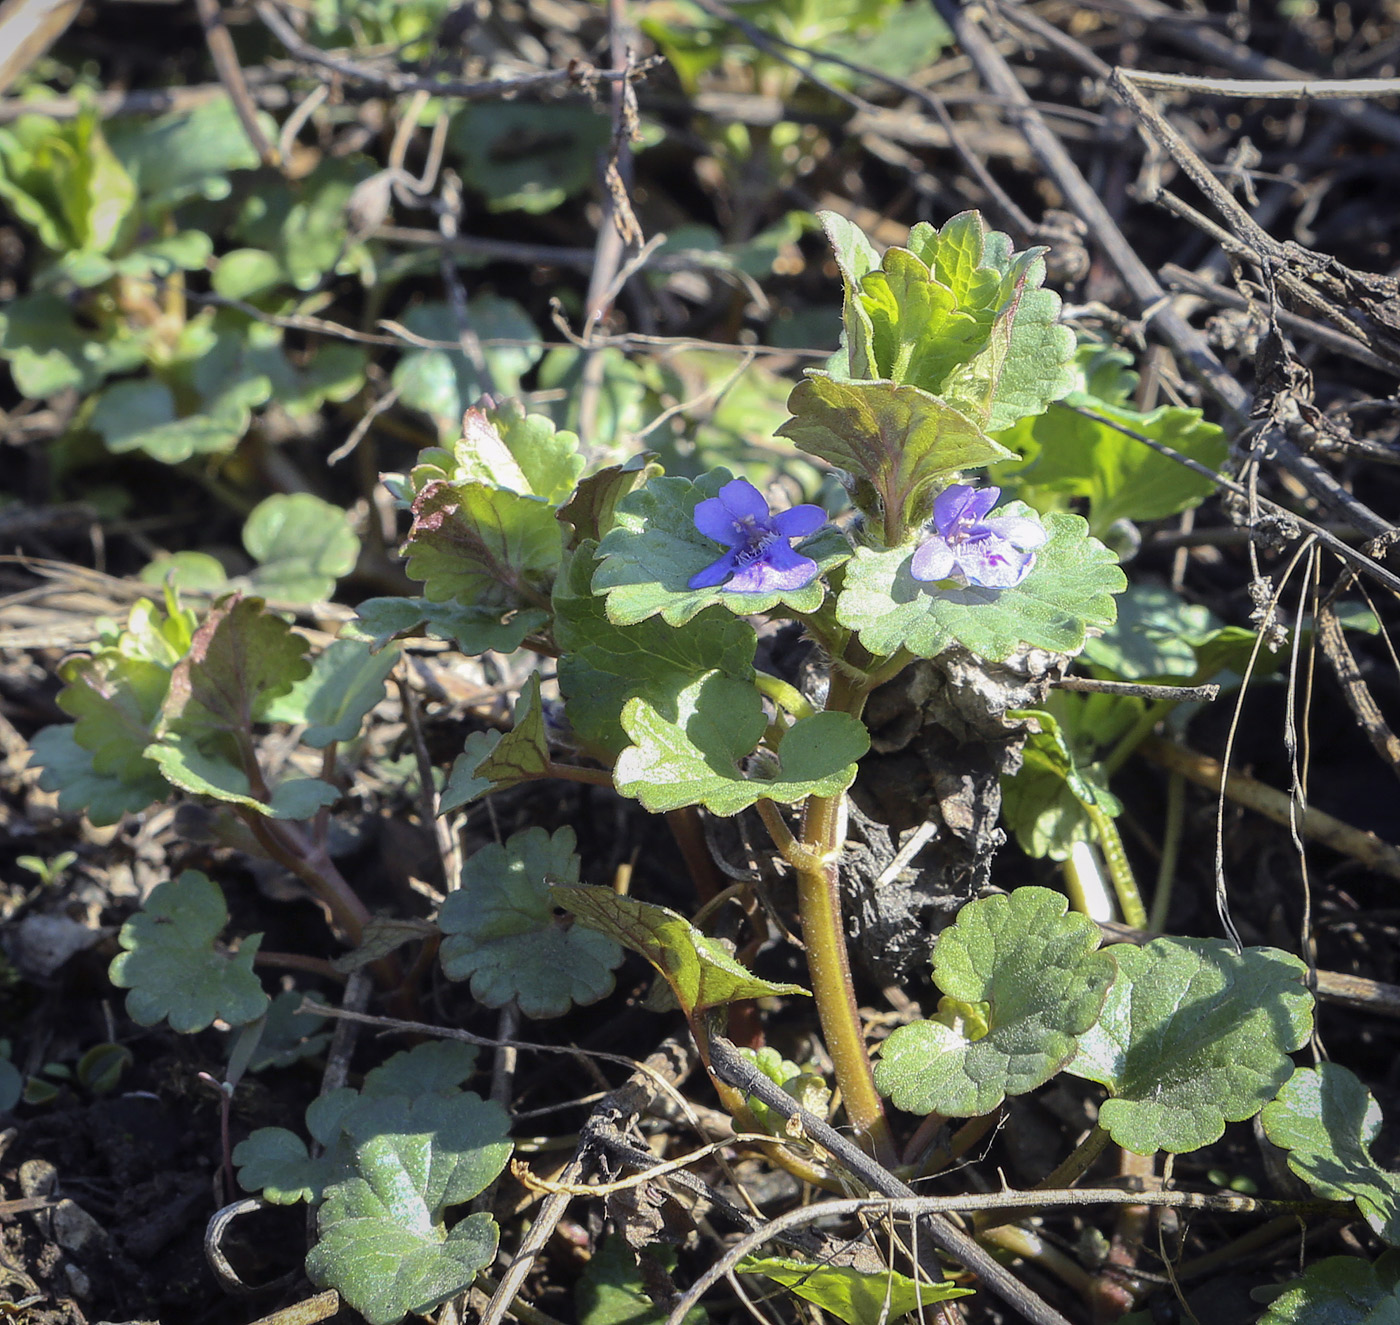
[910,484,1047,588]
[689,478,827,593]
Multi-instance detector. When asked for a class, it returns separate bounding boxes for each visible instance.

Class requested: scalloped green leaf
[30,725,166,825]
[438,826,622,1018]
[555,542,757,757]
[740,1047,831,1138]
[1070,937,1313,1154]
[777,375,1012,536]
[306,1092,512,1325]
[109,870,268,1033]
[412,400,584,505]
[1258,1252,1400,1325]
[403,479,562,610]
[439,673,551,812]
[360,1041,482,1098]
[1262,1064,1400,1244]
[245,990,331,1072]
[738,1256,970,1325]
[345,596,549,656]
[262,639,399,747]
[233,1127,336,1204]
[836,507,1125,661]
[613,671,868,816]
[242,493,359,604]
[554,885,808,1018]
[592,470,849,627]
[559,453,662,546]
[159,595,310,742]
[874,887,1114,1117]
[55,650,169,786]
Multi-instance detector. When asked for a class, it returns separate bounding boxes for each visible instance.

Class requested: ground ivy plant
[30,209,1340,1320]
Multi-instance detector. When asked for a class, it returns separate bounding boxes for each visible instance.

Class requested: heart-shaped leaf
[438,827,622,1018]
[1262,1063,1400,1244]
[613,672,868,816]
[555,542,757,758]
[836,508,1125,661]
[242,493,359,605]
[109,870,268,1033]
[874,887,1114,1117]
[592,470,848,627]
[1070,937,1313,1153]
[1258,1252,1400,1325]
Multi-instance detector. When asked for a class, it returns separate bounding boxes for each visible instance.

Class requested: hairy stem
[1084,801,1147,929]
[787,662,893,1161]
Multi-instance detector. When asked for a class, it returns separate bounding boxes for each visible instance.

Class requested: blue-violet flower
[689,478,826,593]
[910,484,1046,588]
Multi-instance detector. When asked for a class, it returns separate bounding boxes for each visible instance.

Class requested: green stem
[1101,697,1173,779]
[786,662,893,1163]
[754,669,815,720]
[1084,801,1147,930]
[1149,770,1185,933]
[544,760,614,787]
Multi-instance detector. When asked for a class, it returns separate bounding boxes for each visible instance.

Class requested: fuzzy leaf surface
[30,725,166,825]
[613,672,868,815]
[438,827,622,1018]
[874,887,1114,1117]
[159,596,309,742]
[1070,937,1313,1153]
[738,1257,970,1325]
[1263,1064,1400,1244]
[439,673,550,812]
[262,639,399,747]
[555,885,807,1017]
[55,651,168,787]
[559,453,661,546]
[412,400,583,504]
[403,480,562,610]
[837,508,1124,661]
[592,470,847,627]
[778,375,1011,534]
[1258,1252,1400,1325]
[109,870,268,1032]
[555,542,757,757]
[242,493,359,604]
[306,1092,511,1325]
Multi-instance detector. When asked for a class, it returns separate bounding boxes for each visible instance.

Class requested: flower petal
[956,536,1036,588]
[933,483,997,533]
[983,514,1047,550]
[771,503,828,540]
[910,535,957,582]
[726,541,820,593]
[693,496,745,547]
[688,548,742,589]
[716,478,771,523]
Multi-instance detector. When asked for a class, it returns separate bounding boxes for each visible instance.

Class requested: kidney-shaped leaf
[874,887,1114,1117]
[438,827,622,1019]
[109,870,268,1033]
[555,885,807,1019]
[1258,1252,1400,1325]
[1263,1063,1400,1244]
[836,509,1124,662]
[592,470,848,628]
[243,493,359,604]
[613,672,868,816]
[1070,937,1313,1154]
[262,638,399,747]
